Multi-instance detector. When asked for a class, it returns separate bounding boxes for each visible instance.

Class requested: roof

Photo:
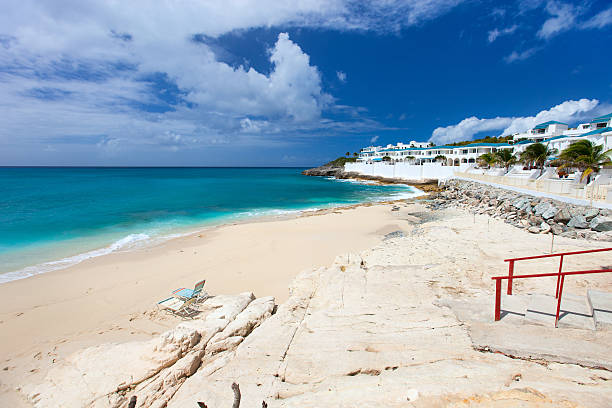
[533,121,568,130]
[515,139,533,145]
[377,142,511,152]
[581,127,612,137]
[591,113,612,123]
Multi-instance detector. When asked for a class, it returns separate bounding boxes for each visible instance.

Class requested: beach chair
[157,296,198,318]
[172,279,206,301]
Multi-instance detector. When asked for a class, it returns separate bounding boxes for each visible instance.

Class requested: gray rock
[568,215,588,229]
[533,202,550,216]
[540,222,551,234]
[541,206,558,220]
[384,231,405,240]
[528,226,541,234]
[589,216,612,232]
[554,208,572,224]
[584,208,599,220]
[561,230,578,239]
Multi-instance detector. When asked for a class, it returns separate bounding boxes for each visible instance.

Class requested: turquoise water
[0,167,420,283]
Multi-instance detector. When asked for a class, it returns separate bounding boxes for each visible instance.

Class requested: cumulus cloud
[370,135,380,144]
[0,0,467,163]
[487,25,518,43]
[429,99,610,145]
[336,71,347,82]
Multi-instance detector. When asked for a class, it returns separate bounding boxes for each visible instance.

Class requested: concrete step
[587,290,612,330]
[524,293,595,330]
[498,293,530,324]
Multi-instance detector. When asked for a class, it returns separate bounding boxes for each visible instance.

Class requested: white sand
[0,203,409,404]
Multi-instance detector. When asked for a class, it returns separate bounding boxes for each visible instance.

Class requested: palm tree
[519,143,558,172]
[557,140,611,182]
[353,152,358,157]
[494,149,518,171]
[434,155,446,163]
[477,153,496,168]
[345,152,350,157]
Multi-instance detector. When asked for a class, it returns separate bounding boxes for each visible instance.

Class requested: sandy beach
[2,198,612,407]
[0,202,410,405]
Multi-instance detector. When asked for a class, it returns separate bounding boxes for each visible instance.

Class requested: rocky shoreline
[301,164,441,192]
[429,179,612,241]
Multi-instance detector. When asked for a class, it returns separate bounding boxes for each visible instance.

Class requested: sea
[0,167,422,284]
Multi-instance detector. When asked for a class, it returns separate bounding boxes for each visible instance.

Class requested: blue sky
[1,0,611,166]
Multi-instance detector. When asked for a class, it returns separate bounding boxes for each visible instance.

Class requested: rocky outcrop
[429,180,612,241]
[25,293,275,408]
[302,165,441,192]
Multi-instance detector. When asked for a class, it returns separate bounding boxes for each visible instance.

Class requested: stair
[498,290,612,330]
[587,290,612,330]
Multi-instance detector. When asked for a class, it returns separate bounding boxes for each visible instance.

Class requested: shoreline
[0,181,424,285]
[0,199,428,406]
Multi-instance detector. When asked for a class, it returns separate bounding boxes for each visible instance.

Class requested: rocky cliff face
[429,179,612,240]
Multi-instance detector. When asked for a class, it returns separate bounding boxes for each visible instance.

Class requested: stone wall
[430,180,612,241]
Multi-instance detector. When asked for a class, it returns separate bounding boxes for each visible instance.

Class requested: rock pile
[429,180,612,241]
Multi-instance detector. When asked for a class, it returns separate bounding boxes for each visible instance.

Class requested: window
[597,122,606,128]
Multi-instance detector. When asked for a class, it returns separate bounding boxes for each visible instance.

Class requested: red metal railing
[493,247,612,327]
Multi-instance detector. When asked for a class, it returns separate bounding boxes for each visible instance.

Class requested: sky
[1,0,612,167]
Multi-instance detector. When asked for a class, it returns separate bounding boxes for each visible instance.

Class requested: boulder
[540,222,551,234]
[528,226,541,234]
[568,215,588,229]
[589,216,612,232]
[533,202,550,216]
[554,208,572,224]
[541,206,558,220]
[584,208,599,220]
[550,224,564,235]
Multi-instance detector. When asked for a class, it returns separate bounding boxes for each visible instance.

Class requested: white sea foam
[0,233,152,284]
[0,182,424,285]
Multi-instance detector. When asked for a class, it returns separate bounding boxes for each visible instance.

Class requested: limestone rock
[528,226,540,234]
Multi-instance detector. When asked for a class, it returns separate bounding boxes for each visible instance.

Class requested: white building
[358,112,612,167]
[358,142,513,166]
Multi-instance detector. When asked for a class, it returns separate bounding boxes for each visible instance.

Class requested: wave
[0,183,424,285]
[0,233,152,284]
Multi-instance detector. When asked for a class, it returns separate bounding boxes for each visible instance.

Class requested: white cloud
[583,6,612,29]
[430,117,514,145]
[537,1,581,40]
[0,0,467,163]
[336,71,347,82]
[504,47,540,63]
[487,25,518,43]
[429,99,610,145]
[370,135,380,144]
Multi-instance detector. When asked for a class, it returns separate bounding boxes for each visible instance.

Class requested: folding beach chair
[172,279,206,301]
[157,296,198,318]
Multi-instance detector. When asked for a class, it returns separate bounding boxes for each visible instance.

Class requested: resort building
[360,112,612,165]
[358,143,513,166]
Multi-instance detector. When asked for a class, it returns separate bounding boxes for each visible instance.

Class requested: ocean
[0,167,421,283]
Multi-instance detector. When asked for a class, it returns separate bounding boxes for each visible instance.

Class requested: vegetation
[477,153,496,168]
[382,155,392,162]
[556,140,612,182]
[325,156,357,167]
[434,155,446,162]
[519,143,558,171]
[405,155,416,161]
[446,135,513,147]
[494,149,518,170]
